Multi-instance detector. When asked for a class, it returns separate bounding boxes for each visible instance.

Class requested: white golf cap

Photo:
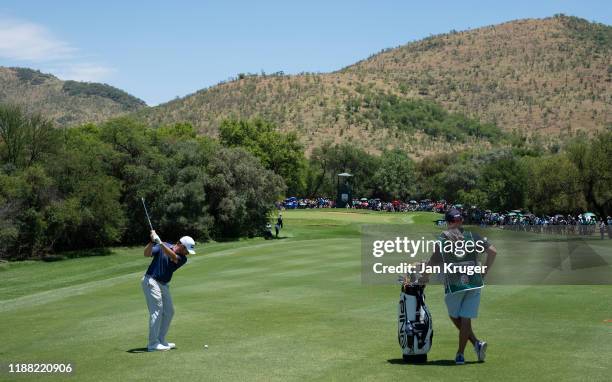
[179,236,196,255]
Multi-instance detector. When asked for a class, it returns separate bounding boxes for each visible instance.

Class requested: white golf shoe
[474,340,487,362]
[147,343,171,352]
[160,342,176,349]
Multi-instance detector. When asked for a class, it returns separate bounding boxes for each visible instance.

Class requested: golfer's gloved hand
[150,230,162,244]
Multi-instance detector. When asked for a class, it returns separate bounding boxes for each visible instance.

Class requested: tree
[205,147,285,238]
[306,142,335,197]
[437,162,481,202]
[219,118,306,195]
[0,104,59,169]
[45,125,125,251]
[0,104,27,167]
[415,153,454,199]
[158,140,214,241]
[457,189,488,207]
[97,117,169,244]
[524,154,585,214]
[372,149,416,200]
[307,142,379,198]
[23,113,60,166]
[566,132,612,216]
[479,155,528,211]
[9,166,54,258]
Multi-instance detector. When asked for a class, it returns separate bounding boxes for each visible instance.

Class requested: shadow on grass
[126,347,149,353]
[126,347,178,353]
[387,359,480,366]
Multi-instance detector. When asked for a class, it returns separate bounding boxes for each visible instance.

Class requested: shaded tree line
[0,106,284,260]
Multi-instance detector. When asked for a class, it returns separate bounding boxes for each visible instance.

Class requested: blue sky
[0,1,609,105]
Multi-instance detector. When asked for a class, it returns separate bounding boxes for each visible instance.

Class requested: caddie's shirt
[432,230,491,295]
[146,242,187,284]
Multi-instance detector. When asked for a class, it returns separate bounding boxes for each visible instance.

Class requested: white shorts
[445,288,482,318]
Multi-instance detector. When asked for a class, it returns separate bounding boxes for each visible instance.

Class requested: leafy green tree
[524,155,585,214]
[372,149,416,200]
[12,166,53,258]
[0,171,20,257]
[205,147,285,238]
[479,155,528,211]
[415,153,454,199]
[157,140,214,241]
[219,118,306,195]
[457,189,488,207]
[437,162,482,202]
[566,132,612,216]
[155,122,197,143]
[45,125,125,251]
[307,142,379,198]
[0,104,27,167]
[305,143,335,197]
[23,113,60,167]
[97,117,169,244]
[0,104,59,169]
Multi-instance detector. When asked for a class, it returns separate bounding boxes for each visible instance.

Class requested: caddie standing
[425,208,497,365]
[142,230,196,351]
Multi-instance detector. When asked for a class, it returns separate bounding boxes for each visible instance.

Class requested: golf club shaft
[141,197,154,231]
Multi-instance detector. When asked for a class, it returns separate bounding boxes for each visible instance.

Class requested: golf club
[141,197,154,231]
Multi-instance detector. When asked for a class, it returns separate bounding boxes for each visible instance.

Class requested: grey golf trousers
[142,275,174,348]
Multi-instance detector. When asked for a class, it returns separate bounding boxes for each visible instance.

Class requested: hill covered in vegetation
[140,15,611,155]
[0,67,146,126]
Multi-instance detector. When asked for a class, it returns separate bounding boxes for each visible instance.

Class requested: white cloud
[0,18,75,61]
[51,63,116,82]
[0,17,115,83]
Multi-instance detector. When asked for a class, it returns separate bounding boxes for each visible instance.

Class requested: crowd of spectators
[280,197,446,212]
[279,196,611,238]
[472,210,611,237]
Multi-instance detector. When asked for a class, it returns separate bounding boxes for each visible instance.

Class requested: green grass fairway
[1,210,611,381]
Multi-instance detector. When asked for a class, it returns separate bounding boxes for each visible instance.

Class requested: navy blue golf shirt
[146,242,187,284]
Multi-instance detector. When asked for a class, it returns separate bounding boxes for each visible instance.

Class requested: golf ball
[204,344,208,349]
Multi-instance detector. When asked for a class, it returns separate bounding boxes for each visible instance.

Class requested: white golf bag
[398,283,433,363]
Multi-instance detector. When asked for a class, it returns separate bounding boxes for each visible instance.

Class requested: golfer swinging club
[424,208,497,364]
[142,230,196,351]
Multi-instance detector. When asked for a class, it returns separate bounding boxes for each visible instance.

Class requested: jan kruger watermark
[372,261,488,276]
